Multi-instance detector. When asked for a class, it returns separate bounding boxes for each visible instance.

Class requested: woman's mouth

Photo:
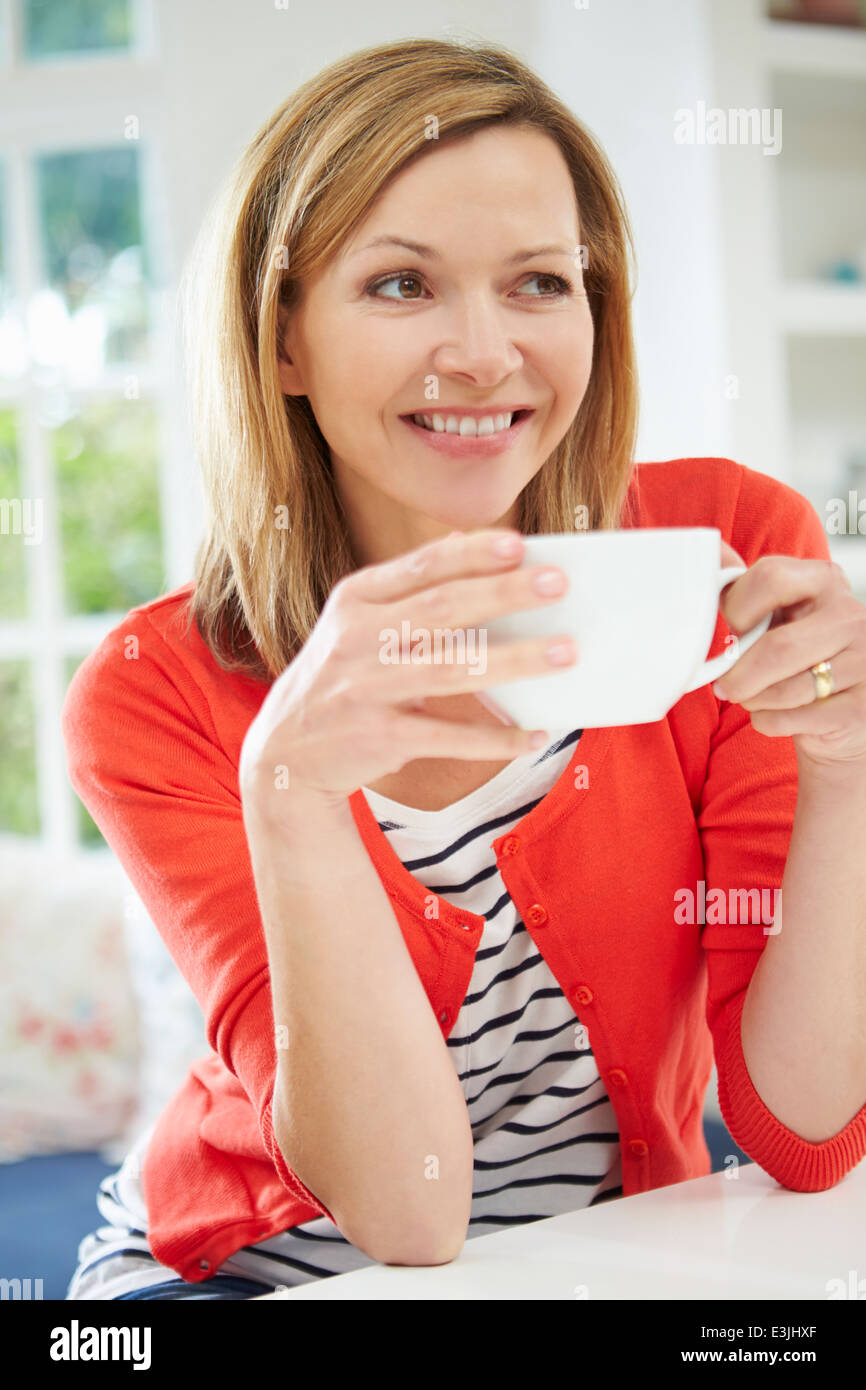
[400,409,534,457]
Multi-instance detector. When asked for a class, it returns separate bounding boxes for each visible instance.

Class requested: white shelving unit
[709,1,866,597]
[704,2,866,1132]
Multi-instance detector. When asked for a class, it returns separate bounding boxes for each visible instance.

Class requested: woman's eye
[365,269,575,301]
[520,272,574,297]
[367,272,426,300]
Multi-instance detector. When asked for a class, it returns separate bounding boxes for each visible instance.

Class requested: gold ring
[810,660,835,700]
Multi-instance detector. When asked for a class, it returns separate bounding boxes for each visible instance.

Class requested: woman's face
[278,123,594,565]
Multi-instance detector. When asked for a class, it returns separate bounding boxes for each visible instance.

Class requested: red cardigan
[61,456,866,1283]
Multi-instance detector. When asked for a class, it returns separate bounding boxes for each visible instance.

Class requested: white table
[255,1159,866,1300]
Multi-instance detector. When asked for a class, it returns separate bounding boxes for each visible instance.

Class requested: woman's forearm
[740,750,866,1141]
[241,778,475,1266]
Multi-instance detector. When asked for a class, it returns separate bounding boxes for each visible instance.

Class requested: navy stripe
[424,862,500,896]
[480,888,518,922]
[232,1247,345,1280]
[449,996,572,1049]
[474,920,530,961]
[401,796,547,871]
[250,1224,349,1246]
[473,1129,621,1172]
[498,1105,618,1137]
[453,1010,576,1052]
[115,1275,275,1300]
[468,1212,549,1227]
[461,950,541,1004]
[464,1049,594,1096]
[474,1172,613,1200]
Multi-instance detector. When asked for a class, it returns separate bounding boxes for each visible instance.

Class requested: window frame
[0,0,196,852]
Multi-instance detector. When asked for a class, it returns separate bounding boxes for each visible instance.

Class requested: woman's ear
[276,298,306,396]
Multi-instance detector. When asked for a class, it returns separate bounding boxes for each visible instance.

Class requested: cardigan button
[526,903,548,927]
[199,1259,210,1270]
[501,835,521,856]
[574,985,594,1006]
[609,1069,628,1087]
[627,1138,648,1158]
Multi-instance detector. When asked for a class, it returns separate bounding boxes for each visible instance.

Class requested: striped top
[69,725,621,1297]
[363,724,623,1235]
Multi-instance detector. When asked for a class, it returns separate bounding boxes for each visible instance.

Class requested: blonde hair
[180,36,640,683]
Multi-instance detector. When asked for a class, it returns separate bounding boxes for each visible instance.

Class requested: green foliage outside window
[0,659,39,836]
[55,397,163,616]
[64,653,107,848]
[23,0,132,60]
[0,411,27,619]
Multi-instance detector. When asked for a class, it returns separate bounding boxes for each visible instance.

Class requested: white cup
[480,527,770,732]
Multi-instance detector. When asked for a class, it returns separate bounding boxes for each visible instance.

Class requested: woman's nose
[432,294,524,379]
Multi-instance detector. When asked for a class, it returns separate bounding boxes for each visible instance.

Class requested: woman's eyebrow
[349,234,577,263]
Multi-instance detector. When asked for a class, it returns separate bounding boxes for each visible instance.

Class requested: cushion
[0,838,140,1161]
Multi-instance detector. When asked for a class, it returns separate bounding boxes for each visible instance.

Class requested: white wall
[529,0,728,466]
[154,0,540,299]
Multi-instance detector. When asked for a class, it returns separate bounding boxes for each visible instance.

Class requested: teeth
[411,411,515,435]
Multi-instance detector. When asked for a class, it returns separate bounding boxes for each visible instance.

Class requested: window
[0,0,189,851]
[22,0,134,62]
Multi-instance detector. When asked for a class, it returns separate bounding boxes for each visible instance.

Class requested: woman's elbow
[354,1223,468,1268]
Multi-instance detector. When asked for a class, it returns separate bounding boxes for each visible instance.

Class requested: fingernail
[493,534,522,557]
[534,569,567,595]
[547,639,576,665]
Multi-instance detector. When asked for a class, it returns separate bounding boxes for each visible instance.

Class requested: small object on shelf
[823,258,864,282]
[769,0,865,24]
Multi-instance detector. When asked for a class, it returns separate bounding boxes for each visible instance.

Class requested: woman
[62,37,866,1299]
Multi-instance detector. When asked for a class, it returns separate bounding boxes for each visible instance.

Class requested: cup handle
[680,566,772,696]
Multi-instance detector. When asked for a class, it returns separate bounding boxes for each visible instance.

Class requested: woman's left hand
[712,539,866,769]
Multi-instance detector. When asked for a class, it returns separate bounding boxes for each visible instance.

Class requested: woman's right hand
[238,527,577,813]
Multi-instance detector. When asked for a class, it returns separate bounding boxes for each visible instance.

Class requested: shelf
[763,18,866,77]
[709,4,866,484]
[779,281,866,334]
